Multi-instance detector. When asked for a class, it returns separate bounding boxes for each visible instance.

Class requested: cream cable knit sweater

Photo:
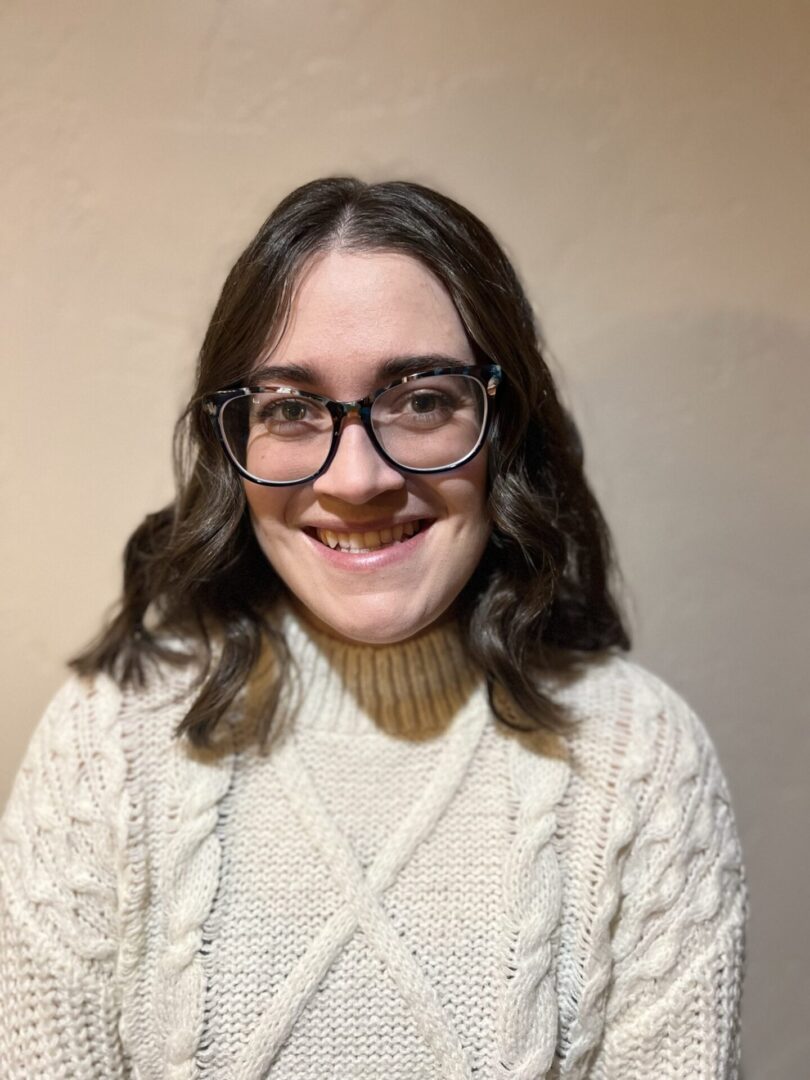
[0,607,747,1079]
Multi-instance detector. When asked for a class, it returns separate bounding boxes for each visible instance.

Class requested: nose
[312,413,406,503]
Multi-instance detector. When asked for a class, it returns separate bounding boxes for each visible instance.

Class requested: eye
[276,400,309,422]
[254,397,309,423]
[393,387,460,425]
[249,394,331,437]
[409,390,448,414]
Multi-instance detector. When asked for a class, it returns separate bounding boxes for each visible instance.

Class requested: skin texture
[243,249,492,645]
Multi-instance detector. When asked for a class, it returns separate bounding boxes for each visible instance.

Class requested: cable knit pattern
[550,661,748,1079]
[0,674,130,1076]
[160,735,236,1079]
[496,723,570,1079]
[232,712,487,1080]
[552,666,662,1077]
[0,611,748,1079]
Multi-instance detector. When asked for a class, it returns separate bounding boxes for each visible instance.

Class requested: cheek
[422,465,491,587]
[243,484,292,545]
[434,452,490,530]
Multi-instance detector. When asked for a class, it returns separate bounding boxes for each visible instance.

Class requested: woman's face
[243,249,492,645]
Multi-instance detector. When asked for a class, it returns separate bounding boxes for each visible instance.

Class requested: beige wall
[2,1,808,1075]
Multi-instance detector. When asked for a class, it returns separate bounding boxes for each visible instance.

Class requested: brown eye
[279,400,308,422]
[410,392,443,414]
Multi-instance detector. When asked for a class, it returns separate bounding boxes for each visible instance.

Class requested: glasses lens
[220,391,333,483]
[371,374,487,470]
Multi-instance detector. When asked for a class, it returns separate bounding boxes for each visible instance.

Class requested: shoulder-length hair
[72,177,630,745]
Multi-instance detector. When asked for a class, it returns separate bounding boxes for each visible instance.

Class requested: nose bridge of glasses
[330,397,373,431]
[329,397,378,458]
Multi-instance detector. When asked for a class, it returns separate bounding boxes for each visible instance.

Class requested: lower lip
[302,523,433,571]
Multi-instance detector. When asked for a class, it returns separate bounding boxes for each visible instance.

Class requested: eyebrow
[249,353,470,386]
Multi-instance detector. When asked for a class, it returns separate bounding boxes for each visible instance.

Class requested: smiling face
[242,249,492,645]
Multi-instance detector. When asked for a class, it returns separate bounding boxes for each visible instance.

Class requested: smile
[308,519,429,553]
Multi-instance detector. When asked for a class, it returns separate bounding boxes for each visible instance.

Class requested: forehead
[262,250,474,391]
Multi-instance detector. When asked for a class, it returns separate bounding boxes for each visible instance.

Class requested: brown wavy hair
[71,177,631,745]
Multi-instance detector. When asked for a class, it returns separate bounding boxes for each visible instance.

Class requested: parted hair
[71,177,631,745]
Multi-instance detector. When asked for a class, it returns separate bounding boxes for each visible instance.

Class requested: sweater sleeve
[0,675,131,1078]
[587,675,748,1080]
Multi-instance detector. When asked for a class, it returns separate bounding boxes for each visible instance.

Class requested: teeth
[314,520,423,552]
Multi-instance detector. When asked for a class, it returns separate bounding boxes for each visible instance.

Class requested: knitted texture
[0,609,747,1078]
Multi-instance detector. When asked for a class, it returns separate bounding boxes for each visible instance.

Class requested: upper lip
[301,517,431,534]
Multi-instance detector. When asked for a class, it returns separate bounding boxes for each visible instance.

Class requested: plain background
[2,2,808,1076]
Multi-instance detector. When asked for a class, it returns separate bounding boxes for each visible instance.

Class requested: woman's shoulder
[4,657,200,814]
[4,672,128,814]
[550,651,723,780]
[544,652,743,872]
[551,650,693,717]
[1,657,204,953]
[0,672,132,967]
[504,650,744,893]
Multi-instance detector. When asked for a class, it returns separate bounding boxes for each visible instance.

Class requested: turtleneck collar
[267,599,485,739]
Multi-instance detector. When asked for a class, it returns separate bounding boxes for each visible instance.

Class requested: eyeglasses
[203,364,502,486]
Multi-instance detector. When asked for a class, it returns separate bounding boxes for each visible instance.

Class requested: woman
[0,178,747,1078]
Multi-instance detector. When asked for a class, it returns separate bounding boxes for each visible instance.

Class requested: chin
[298,595,445,646]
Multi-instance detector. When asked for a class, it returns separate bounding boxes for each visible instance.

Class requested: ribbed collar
[269,600,485,739]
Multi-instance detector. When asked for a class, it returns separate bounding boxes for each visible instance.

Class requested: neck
[270,598,483,738]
